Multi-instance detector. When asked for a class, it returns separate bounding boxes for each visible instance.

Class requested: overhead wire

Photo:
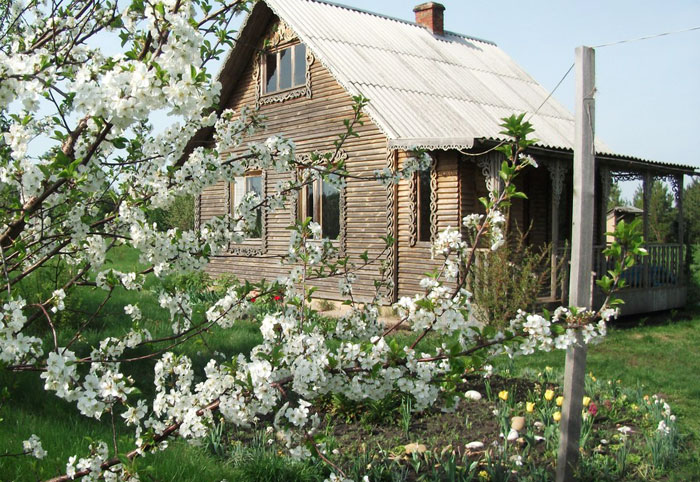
[594,25,700,48]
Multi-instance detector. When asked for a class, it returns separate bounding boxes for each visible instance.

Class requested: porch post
[642,172,652,288]
[642,172,652,243]
[599,166,611,245]
[673,174,684,283]
[674,174,684,246]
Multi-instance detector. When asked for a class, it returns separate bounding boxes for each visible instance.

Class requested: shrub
[468,232,554,329]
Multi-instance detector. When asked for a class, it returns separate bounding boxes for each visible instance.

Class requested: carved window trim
[409,156,437,246]
[254,21,314,107]
[291,151,348,256]
[226,171,268,256]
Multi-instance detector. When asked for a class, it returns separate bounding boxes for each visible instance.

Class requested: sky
[334,0,700,174]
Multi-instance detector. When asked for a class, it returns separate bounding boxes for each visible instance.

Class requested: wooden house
[192,0,697,315]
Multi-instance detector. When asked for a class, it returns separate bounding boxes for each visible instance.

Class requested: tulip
[498,390,508,401]
[556,396,564,407]
[544,389,554,401]
[526,402,535,413]
[582,396,591,407]
[553,411,561,422]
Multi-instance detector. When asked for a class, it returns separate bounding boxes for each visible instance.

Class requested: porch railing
[551,243,685,301]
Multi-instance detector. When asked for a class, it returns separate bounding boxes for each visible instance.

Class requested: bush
[468,232,554,329]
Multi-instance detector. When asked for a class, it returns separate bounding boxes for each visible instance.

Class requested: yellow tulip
[478,470,490,481]
[526,402,535,413]
[556,396,564,407]
[498,390,509,401]
[553,411,561,422]
[582,396,591,407]
[544,389,554,401]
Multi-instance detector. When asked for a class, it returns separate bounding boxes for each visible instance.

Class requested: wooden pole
[556,45,595,482]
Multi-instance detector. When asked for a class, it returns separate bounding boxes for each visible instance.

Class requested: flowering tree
[0,1,643,480]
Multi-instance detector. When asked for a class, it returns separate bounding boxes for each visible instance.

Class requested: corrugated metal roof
[265,0,603,153]
[218,0,696,173]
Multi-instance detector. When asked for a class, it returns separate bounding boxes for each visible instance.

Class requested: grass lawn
[1,246,699,480]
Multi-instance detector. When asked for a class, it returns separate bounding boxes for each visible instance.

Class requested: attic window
[264,43,307,94]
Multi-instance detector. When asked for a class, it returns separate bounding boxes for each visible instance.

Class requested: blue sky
[337,0,700,174]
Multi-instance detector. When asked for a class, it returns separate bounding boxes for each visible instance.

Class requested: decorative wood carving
[194,194,202,231]
[385,149,398,302]
[477,152,504,201]
[545,160,569,207]
[408,168,417,247]
[269,20,296,46]
[429,156,438,243]
[610,171,643,183]
[227,171,268,256]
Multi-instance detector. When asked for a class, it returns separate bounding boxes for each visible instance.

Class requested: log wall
[199,27,390,302]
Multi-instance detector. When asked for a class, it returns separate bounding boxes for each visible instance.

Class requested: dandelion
[544,389,554,401]
[526,402,535,413]
[553,411,561,422]
[498,390,509,401]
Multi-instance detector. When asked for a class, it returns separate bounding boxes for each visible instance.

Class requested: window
[298,175,341,240]
[231,172,262,238]
[264,43,307,94]
[417,168,432,242]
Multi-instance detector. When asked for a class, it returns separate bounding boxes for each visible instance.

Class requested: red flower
[250,297,257,303]
[588,402,598,417]
[274,295,282,301]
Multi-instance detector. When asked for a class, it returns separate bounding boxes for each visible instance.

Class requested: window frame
[297,176,342,242]
[417,167,432,243]
[409,157,438,246]
[256,40,312,106]
[293,152,347,254]
[227,170,268,255]
[262,43,307,95]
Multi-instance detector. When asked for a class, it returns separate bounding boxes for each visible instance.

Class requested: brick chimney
[413,2,445,36]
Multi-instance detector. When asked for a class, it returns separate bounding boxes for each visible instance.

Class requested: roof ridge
[277,0,497,46]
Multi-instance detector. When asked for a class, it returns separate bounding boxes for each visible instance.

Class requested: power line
[528,62,574,120]
[594,25,700,48]
[528,24,700,120]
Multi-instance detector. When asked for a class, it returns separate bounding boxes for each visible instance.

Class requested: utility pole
[556,45,595,482]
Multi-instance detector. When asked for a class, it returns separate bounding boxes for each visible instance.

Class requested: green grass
[0,247,267,480]
[2,246,700,479]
